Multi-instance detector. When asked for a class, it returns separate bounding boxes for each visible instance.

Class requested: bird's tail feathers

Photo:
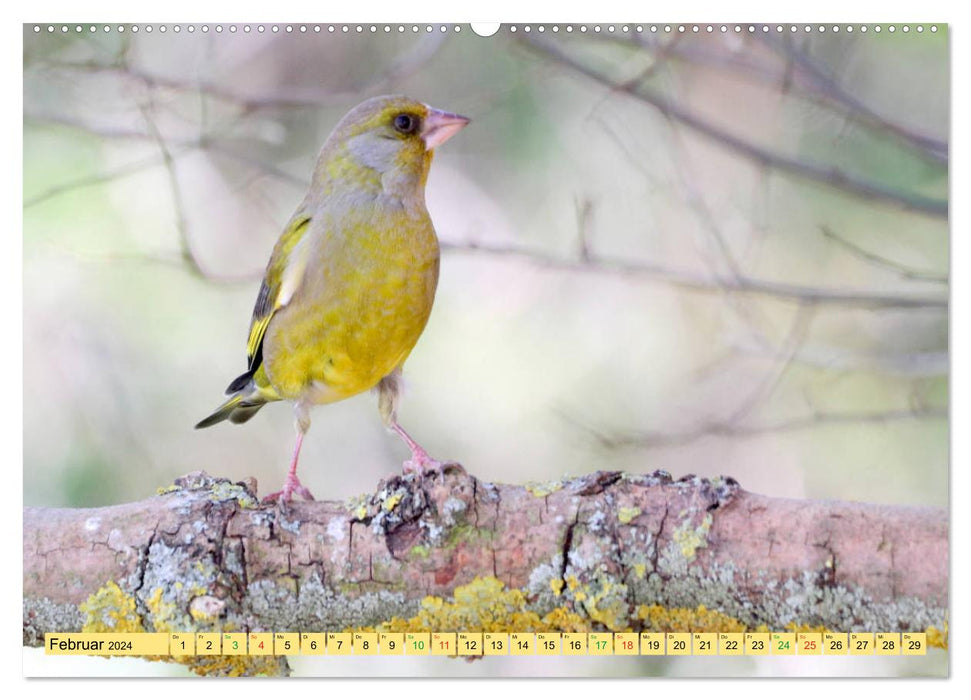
[195,390,267,429]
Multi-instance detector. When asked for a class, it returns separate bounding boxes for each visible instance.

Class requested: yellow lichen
[154,477,257,508]
[541,606,590,632]
[143,587,180,632]
[207,481,258,509]
[927,623,948,650]
[637,604,756,633]
[189,605,218,623]
[80,582,168,665]
[633,563,647,579]
[383,493,403,511]
[79,580,284,677]
[524,480,565,498]
[346,577,836,641]
[617,507,641,524]
[187,655,286,677]
[578,578,629,631]
[80,581,145,634]
[672,513,712,561]
[550,578,564,597]
[374,577,589,633]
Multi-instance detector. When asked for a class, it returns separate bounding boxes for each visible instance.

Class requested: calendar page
[22,19,948,678]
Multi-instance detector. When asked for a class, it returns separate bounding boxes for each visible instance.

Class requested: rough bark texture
[24,468,947,663]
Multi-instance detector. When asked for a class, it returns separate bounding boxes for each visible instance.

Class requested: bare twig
[440,240,947,309]
[595,406,947,449]
[24,154,165,209]
[733,342,948,378]
[33,33,449,113]
[574,196,594,261]
[761,34,948,161]
[587,32,947,165]
[720,303,815,425]
[819,225,948,284]
[520,36,948,218]
[140,104,258,283]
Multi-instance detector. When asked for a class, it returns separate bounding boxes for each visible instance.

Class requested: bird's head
[314,95,469,200]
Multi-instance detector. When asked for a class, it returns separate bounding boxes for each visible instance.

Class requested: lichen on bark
[23,468,948,675]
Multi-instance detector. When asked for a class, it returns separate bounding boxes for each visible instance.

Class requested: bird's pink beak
[422,107,470,150]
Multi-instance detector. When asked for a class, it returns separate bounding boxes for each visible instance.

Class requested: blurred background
[23,23,947,676]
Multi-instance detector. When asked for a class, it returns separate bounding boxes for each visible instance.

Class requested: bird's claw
[402,447,445,478]
[263,474,315,504]
[403,451,465,481]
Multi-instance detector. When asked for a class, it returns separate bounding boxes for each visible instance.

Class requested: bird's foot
[263,473,315,504]
[402,446,446,477]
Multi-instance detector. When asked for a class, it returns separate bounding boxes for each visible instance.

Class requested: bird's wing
[228,213,313,393]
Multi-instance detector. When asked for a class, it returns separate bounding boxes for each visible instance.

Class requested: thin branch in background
[32,33,449,114]
[739,164,773,264]
[662,117,778,354]
[592,407,947,450]
[25,112,163,141]
[560,305,817,452]
[54,248,196,271]
[25,110,302,282]
[25,111,308,191]
[23,153,165,209]
[581,33,678,121]
[520,35,948,219]
[732,341,948,378]
[140,103,259,283]
[819,225,948,284]
[596,31,947,166]
[29,93,949,309]
[762,34,949,162]
[665,121,745,282]
[590,112,669,190]
[721,303,815,425]
[574,196,594,262]
[578,114,945,309]
[203,142,307,189]
[440,240,947,309]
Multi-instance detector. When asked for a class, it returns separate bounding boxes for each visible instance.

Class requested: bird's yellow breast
[262,205,440,404]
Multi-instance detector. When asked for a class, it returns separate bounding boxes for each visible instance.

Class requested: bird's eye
[393,113,418,134]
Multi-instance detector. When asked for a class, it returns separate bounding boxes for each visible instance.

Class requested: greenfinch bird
[196,95,469,502]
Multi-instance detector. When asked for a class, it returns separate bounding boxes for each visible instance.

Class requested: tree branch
[520,36,948,219]
[591,407,947,449]
[440,241,948,309]
[819,225,948,284]
[24,469,947,667]
[32,32,448,113]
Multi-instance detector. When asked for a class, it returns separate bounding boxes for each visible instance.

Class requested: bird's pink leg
[377,369,446,476]
[264,425,315,503]
[389,420,443,475]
